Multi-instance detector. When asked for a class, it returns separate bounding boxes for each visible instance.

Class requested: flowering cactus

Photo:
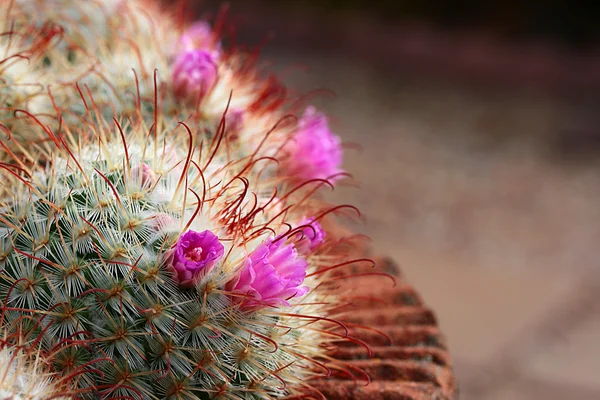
[0,0,375,399]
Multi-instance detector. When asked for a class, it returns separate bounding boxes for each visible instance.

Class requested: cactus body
[0,117,335,398]
[0,1,366,399]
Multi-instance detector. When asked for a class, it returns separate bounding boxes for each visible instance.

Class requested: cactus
[0,19,61,150]
[0,346,66,399]
[0,115,343,397]
[0,0,373,399]
[3,0,288,161]
[0,316,83,399]
[6,0,179,124]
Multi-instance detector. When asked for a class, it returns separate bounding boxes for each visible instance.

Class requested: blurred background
[195,1,600,398]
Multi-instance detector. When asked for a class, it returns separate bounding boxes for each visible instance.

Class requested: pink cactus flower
[228,237,309,307]
[291,217,325,254]
[172,50,218,103]
[169,230,224,288]
[179,21,220,56]
[283,106,343,182]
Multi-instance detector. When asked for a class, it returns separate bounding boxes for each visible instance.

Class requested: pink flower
[172,50,218,103]
[228,237,309,307]
[283,106,343,182]
[169,230,224,288]
[179,21,220,57]
[131,163,156,187]
[291,218,325,254]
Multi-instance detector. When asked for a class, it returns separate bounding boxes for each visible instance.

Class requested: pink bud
[223,108,244,140]
[226,108,244,132]
[131,163,156,187]
[179,21,220,56]
[172,50,218,103]
[282,106,344,182]
[291,218,325,254]
[149,213,174,231]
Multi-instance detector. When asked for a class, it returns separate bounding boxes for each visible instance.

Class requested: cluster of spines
[0,305,101,400]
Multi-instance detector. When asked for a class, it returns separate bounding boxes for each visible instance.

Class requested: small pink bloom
[131,163,156,187]
[291,218,325,254]
[169,230,224,288]
[228,237,309,307]
[179,21,220,56]
[283,106,343,182]
[225,108,244,134]
[149,213,174,231]
[172,50,218,103]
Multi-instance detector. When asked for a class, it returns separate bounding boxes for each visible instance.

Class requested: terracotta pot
[311,255,457,399]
